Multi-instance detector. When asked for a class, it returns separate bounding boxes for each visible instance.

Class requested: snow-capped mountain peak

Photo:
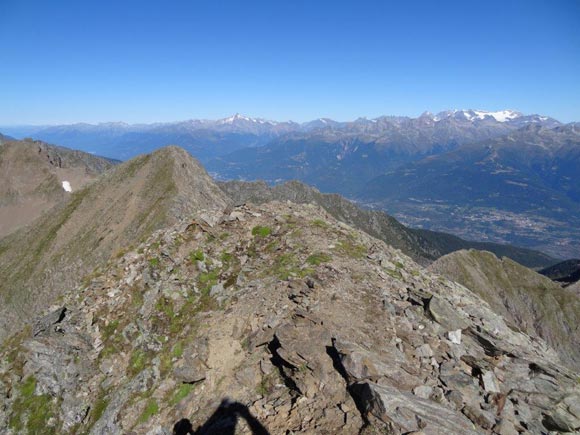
[217,113,277,125]
[433,109,522,123]
[469,109,521,122]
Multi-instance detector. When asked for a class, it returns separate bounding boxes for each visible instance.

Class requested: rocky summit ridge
[0,146,228,342]
[0,198,579,434]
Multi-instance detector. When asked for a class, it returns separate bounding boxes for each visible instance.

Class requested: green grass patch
[385,268,403,280]
[273,253,314,280]
[169,383,196,406]
[160,352,172,377]
[256,372,279,397]
[155,297,175,318]
[9,376,59,434]
[306,252,332,266]
[130,284,144,309]
[128,349,148,377]
[189,249,205,263]
[336,240,367,259]
[138,398,158,424]
[252,226,272,237]
[220,251,234,264]
[102,320,120,341]
[311,219,329,228]
[198,269,219,296]
[148,257,160,267]
[172,341,184,358]
[88,395,109,428]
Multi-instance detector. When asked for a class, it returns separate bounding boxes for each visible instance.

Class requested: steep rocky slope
[219,180,556,268]
[429,250,580,369]
[0,146,229,342]
[0,201,578,434]
[0,139,117,236]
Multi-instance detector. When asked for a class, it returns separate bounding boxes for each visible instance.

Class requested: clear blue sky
[1,0,579,124]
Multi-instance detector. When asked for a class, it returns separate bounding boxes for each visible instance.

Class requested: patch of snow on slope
[62,181,72,192]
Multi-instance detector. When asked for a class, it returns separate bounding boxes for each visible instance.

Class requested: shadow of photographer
[173,398,270,435]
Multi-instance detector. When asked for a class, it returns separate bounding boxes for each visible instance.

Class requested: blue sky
[1,0,579,124]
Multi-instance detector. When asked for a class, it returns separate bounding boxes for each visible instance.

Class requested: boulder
[350,382,480,435]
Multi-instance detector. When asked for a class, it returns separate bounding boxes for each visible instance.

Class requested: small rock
[481,370,501,393]
[33,307,67,336]
[446,390,464,410]
[463,404,497,429]
[413,385,433,399]
[447,329,462,344]
[382,300,396,316]
[210,283,224,297]
[415,344,433,359]
[494,419,519,435]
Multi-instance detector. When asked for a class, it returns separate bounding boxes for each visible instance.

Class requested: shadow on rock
[174,398,270,435]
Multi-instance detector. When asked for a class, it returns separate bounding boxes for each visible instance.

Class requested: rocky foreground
[1,200,578,434]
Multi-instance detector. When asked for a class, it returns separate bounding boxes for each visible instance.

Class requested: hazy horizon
[0,108,575,129]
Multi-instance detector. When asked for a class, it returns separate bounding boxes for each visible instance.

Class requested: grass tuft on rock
[252,226,272,238]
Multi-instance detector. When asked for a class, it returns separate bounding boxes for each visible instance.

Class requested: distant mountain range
[3,109,578,257]
[207,110,563,192]
[0,114,302,162]
[1,109,560,163]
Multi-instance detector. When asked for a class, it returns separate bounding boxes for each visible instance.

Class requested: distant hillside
[0,146,229,341]
[412,227,556,269]
[539,259,580,285]
[1,115,302,162]
[0,132,14,143]
[429,249,580,369]
[0,139,117,237]
[361,124,580,258]
[219,180,557,268]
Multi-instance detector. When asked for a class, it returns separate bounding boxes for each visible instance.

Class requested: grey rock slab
[33,306,67,337]
[481,370,501,393]
[413,385,433,400]
[350,382,482,434]
[544,393,580,432]
[427,297,469,330]
[462,404,497,430]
